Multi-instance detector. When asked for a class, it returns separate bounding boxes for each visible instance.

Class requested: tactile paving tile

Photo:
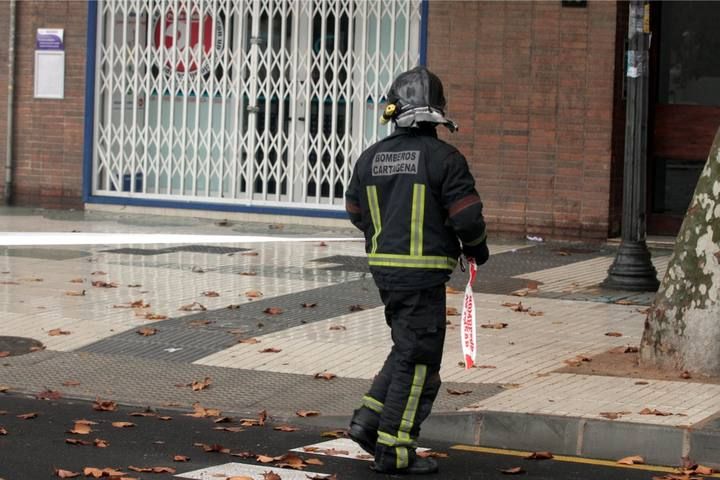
[75,278,383,362]
[0,247,92,261]
[0,351,501,417]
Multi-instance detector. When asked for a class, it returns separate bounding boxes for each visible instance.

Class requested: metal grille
[92,0,421,211]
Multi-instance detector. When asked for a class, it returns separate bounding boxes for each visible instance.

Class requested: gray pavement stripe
[0,351,501,416]
[75,278,382,362]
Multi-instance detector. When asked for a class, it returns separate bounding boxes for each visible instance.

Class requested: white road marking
[290,438,428,462]
[176,463,332,479]
[0,232,361,246]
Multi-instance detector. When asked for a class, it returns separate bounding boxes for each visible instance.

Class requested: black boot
[348,407,379,455]
[372,455,439,475]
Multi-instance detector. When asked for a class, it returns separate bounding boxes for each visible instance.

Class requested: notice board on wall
[34,28,65,99]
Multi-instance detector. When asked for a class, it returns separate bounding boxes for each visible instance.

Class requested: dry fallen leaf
[260,347,282,353]
[93,399,118,412]
[185,402,222,418]
[446,286,462,294]
[256,455,275,464]
[693,465,715,475]
[0,427,7,435]
[91,280,118,288]
[191,377,212,391]
[113,300,150,309]
[83,467,126,478]
[501,302,531,312]
[245,289,264,298]
[48,328,71,336]
[179,301,207,312]
[202,291,220,297]
[17,412,38,420]
[615,299,635,305]
[525,451,553,460]
[68,422,93,435]
[274,425,299,432]
[240,271,257,276]
[65,290,86,297]
[0,351,10,358]
[321,430,346,438]
[446,307,460,316]
[528,311,544,317]
[54,469,81,478]
[446,388,473,395]
[194,442,231,453]
[136,327,158,337]
[274,453,307,470]
[111,421,135,428]
[263,307,284,315]
[128,466,176,473]
[314,372,336,381]
[302,302,318,308]
[65,438,91,446]
[262,472,281,480]
[605,332,623,337]
[599,411,631,420]
[143,312,168,320]
[681,371,692,379]
[238,338,261,344]
[296,410,320,417]
[617,455,644,465]
[564,355,592,367]
[214,426,245,432]
[94,438,109,448]
[226,477,254,480]
[62,380,81,387]
[329,325,346,331]
[305,458,324,466]
[417,451,449,458]
[481,323,508,329]
[173,455,190,462]
[349,304,366,312]
[499,466,525,475]
[639,408,673,416]
[188,319,213,327]
[36,389,62,400]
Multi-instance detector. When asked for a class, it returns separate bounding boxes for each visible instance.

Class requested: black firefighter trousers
[359,284,446,470]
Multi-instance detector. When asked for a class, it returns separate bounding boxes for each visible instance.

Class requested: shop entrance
[648,1,720,235]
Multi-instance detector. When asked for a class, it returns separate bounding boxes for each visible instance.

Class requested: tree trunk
[640,128,720,375]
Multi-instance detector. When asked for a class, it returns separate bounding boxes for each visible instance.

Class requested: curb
[292,410,720,469]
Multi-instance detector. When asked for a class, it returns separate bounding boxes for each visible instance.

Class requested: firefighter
[345,66,489,475]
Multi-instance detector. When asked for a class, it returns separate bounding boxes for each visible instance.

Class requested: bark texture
[640,128,720,375]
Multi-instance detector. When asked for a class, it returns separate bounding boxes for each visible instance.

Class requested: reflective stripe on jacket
[345,127,486,290]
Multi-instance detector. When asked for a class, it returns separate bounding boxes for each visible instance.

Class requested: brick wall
[0,6,9,202]
[0,1,87,208]
[428,1,619,241]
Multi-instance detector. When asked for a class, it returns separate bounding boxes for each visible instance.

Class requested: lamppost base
[601,240,660,291]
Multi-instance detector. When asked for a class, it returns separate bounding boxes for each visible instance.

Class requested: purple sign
[36,29,64,51]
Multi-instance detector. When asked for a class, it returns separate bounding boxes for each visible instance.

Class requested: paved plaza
[1,208,718,469]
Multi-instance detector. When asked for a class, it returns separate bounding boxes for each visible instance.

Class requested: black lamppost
[602,1,659,291]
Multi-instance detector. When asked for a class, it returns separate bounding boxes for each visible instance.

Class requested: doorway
[648,1,720,235]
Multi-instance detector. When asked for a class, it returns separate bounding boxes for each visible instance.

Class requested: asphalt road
[0,394,674,480]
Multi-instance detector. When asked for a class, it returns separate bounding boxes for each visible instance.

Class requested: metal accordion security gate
[91,0,422,213]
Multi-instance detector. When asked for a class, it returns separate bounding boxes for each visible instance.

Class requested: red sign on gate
[153,8,224,79]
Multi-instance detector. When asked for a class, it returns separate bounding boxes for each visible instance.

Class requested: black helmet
[381,66,458,132]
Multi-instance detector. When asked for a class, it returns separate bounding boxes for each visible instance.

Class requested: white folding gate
[92,0,421,211]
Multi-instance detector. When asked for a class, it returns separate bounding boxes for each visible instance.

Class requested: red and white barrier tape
[461,260,478,369]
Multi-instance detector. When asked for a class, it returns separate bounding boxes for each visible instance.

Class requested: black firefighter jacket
[345,127,488,291]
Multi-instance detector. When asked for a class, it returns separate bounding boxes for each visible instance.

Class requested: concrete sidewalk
[1,208,718,469]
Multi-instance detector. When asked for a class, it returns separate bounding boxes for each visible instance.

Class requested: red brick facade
[0,1,624,239]
[428,1,620,240]
[0,1,87,209]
